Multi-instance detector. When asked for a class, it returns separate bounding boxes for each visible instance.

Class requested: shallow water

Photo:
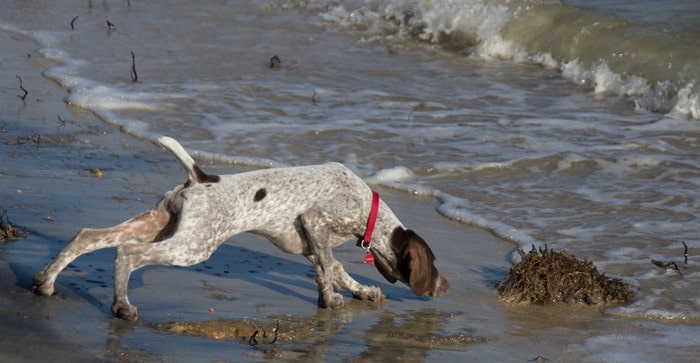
[2,0,700,361]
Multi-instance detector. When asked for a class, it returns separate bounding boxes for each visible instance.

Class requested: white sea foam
[307,0,700,120]
[368,165,540,251]
[367,167,434,196]
[560,60,650,97]
[369,166,415,183]
[570,324,700,362]
[608,305,700,322]
[672,82,700,119]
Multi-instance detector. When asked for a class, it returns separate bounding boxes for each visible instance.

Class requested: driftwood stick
[31,133,41,151]
[16,76,28,101]
[651,259,683,276]
[130,51,138,82]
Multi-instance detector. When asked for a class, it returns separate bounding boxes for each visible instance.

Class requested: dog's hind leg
[33,203,172,297]
[110,225,231,321]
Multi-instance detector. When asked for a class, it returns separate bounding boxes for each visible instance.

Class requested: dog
[33,136,449,321]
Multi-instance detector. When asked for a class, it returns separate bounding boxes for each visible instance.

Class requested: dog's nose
[430,275,449,297]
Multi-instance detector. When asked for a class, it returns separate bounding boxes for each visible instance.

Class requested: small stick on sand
[269,319,280,344]
[130,51,138,82]
[247,319,279,346]
[16,76,28,101]
[248,330,259,346]
[32,133,41,151]
[71,15,79,30]
[269,55,281,69]
[682,241,688,265]
[651,259,683,276]
[57,114,67,127]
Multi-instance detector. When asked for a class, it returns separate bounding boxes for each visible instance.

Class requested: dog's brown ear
[402,234,438,296]
[388,227,448,297]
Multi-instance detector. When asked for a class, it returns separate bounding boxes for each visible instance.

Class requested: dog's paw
[112,301,139,321]
[32,271,54,296]
[319,292,345,310]
[352,286,386,303]
[367,286,386,302]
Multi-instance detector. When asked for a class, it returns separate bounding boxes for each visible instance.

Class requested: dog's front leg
[300,210,345,309]
[330,262,386,303]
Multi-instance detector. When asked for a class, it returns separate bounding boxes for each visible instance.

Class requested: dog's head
[372,227,449,297]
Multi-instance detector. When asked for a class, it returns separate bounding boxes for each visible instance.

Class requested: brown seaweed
[496,245,634,305]
[1,208,28,242]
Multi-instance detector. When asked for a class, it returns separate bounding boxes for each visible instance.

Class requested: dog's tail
[158,136,220,186]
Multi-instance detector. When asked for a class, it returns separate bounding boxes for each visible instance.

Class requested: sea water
[2,0,699,360]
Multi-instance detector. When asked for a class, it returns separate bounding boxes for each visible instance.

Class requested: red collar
[359,191,380,264]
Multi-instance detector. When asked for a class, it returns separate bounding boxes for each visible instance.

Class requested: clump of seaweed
[1,208,28,242]
[496,245,634,305]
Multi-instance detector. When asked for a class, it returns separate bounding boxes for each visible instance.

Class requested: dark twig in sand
[311,89,317,105]
[650,241,690,274]
[130,51,138,82]
[269,319,279,344]
[32,133,41,151]
[248,330,259,346]
[71,15,79,31]
[407,110,415,123]
[57,114,67,127]
[248,319,279,346]
[651,259,683,276]
[269,55,281,69]
[16,76,28,101]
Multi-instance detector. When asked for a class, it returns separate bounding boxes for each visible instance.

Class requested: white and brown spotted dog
[33,136,448,321]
